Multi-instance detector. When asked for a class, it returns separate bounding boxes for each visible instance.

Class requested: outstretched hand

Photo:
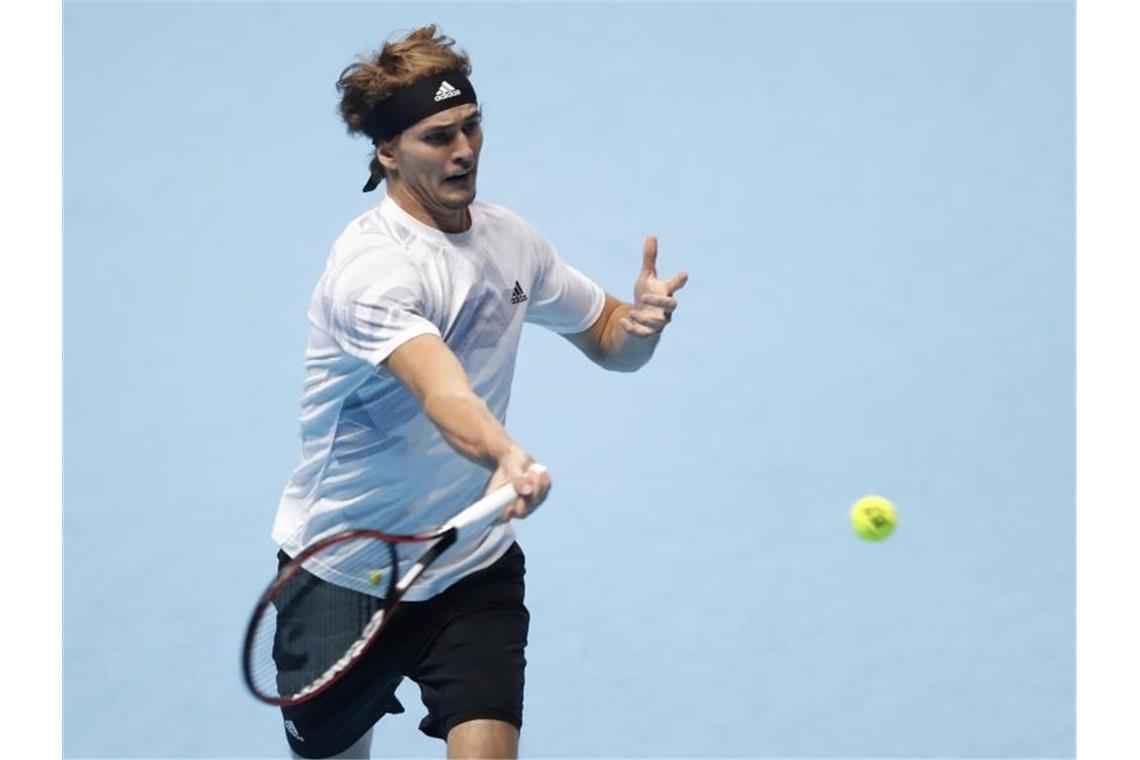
[619,235,688,338]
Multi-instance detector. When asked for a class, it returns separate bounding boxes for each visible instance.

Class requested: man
[271,25,687,759]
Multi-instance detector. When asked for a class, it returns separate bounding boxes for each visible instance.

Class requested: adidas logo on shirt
[510,281,528,304]
[434,81,462,102]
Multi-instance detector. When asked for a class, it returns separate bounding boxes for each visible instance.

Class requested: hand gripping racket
[242,464,546,706]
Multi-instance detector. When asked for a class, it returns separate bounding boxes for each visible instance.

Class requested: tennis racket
[242,463,546,707]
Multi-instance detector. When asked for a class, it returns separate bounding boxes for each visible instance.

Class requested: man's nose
[452,132,475,164]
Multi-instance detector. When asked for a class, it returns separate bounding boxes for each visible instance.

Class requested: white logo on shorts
[285,719,305,742]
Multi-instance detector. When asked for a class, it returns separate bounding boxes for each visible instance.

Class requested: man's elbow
[599,356,648,373]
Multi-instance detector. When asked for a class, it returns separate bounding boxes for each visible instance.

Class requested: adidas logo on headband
[434,81,462,102]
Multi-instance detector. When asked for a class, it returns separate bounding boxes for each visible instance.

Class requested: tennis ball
[368,569,384,586]
[850,495,897,542]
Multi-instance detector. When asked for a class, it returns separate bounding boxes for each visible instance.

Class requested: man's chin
[439,186,477,208]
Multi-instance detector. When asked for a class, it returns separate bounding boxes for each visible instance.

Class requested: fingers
[631,235,686,337]
[506,462,551,519]
[640,292,678,314]
[665,270,689,295]
[619,315,661,337]
[490,449,550,520]
[641,235,658,277]
[623,291,679,335]
[629,308,669,331]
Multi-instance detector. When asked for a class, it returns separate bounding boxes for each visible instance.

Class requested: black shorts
[274,542,529,759]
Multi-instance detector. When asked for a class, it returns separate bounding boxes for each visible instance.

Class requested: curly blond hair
[337,25,473,190]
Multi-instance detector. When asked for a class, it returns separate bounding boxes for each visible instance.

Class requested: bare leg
[290,727,373,759]
[446,719,519,760]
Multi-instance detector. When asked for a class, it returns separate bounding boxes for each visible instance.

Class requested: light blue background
[64,2,1074,757]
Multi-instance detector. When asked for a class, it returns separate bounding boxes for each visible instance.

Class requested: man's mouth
[444,169,473,184]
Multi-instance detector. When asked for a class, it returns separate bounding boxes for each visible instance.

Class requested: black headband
[361,70,478,145]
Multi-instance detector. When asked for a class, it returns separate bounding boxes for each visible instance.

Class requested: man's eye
[463,121,481,134]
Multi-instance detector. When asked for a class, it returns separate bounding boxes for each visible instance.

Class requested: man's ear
[375,139,399,174]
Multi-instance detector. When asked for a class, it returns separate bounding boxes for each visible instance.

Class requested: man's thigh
[411,542,530,742]
[446,719,519,760]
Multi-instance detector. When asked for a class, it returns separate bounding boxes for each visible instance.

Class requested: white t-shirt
[272,195,605,600]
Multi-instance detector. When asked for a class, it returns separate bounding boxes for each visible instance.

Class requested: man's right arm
[383,333,550,518]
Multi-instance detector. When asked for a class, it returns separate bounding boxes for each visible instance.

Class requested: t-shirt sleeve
[524,231,606,334]
[326,253,442,367]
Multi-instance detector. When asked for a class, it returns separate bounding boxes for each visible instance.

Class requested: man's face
[382,104,483,212]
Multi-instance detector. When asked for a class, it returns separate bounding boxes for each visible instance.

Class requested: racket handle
[444,463,548,540]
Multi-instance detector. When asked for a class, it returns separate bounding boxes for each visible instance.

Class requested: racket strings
[245,535,399,702]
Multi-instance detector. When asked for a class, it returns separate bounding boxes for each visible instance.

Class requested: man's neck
[387,183,470,234]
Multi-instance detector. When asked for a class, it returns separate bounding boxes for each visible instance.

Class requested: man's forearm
[422,391,517,468]
[597,302,659,372]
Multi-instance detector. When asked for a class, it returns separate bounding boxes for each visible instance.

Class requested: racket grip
[444,463,548,540]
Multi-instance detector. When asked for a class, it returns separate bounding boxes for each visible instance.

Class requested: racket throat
[394,528,458,594]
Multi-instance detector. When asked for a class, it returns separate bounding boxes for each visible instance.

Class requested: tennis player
[270,25,688,759]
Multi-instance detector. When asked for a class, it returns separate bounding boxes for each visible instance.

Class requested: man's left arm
[563,235,688,372]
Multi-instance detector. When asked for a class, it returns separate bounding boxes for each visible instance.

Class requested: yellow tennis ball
[850,495,897,542]
[368,569,384,586]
